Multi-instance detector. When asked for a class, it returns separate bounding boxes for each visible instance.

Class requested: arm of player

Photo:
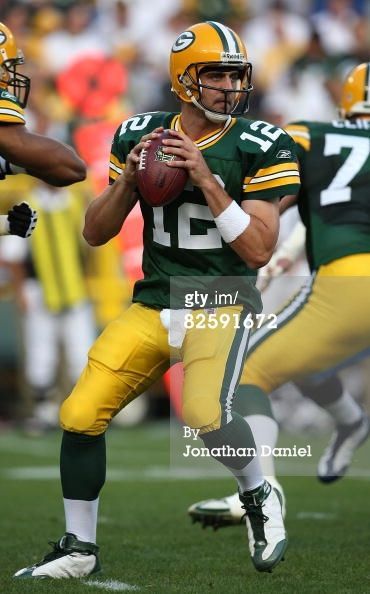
[279,194,297,214]
[84,130,164,246]
[83,176,138,246]
[0,124,86,187]
[163,130,279,268]
[231,198,280,269]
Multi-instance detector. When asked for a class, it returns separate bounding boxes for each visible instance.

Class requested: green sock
[60,431,106,501]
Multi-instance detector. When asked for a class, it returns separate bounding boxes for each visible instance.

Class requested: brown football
[136,130,188,207]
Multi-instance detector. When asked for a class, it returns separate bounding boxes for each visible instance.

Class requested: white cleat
[188,477,286,529]
[318,414,370,483]
[240,480,287,573]
[13,533,100,579]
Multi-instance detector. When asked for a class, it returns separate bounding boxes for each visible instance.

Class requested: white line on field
[1,466,230,481]
[84,579,139,591]
[296,511,336,520]
[2,464,370,481]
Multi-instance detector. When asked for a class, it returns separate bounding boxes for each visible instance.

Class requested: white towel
[160,308,188,348]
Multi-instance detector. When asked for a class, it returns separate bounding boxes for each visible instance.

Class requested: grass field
[0,422,369,594]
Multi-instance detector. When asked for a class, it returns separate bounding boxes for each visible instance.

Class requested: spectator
[1,181,96,434]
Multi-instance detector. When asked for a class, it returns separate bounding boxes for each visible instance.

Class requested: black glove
[7,202,38,238]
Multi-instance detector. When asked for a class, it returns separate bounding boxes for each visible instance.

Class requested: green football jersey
[110,111,300,310]
[286,119,370,270]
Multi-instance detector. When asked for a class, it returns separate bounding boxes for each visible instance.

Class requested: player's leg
[14,304,170,579]
[188,384,285,528]
[62,300,96,383]
[296,374,370,482]
[188,268,370,527]
[181,306,286,572]
[22,280,60,433]
[186,273,317,531]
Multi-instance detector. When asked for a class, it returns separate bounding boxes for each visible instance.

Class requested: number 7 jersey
[109,111,300,310]
[285,119,370,271]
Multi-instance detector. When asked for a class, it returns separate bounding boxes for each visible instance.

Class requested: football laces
[138,148,147,171]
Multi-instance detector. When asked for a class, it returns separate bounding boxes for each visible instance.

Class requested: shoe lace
[36,540,67,566]
[240,483,271,543]
[241,502,268,524]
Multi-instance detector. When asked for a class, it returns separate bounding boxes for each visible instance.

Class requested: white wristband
[0,215,10,236]
[214,201,251,243]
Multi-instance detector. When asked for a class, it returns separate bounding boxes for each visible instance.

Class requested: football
[136,130,188,207]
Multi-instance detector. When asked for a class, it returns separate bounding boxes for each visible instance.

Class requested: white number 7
[320,134,370,205]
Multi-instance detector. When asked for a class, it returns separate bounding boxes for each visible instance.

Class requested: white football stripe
[249,170,300,184]
[287,130,310,139]
[213,21,238,54]
[0,107,26,121]
[109,162,123,174]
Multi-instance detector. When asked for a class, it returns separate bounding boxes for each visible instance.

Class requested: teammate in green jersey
[0,22,86,187]
[0,22,86,239]
[14,21,300,579]
[188,62,370,530]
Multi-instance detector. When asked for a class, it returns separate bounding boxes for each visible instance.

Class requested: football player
[0,22,86,238]
[14,21,300,579]
[188,62,370,528]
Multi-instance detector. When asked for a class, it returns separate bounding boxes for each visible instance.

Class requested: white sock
[64,497,99,544]
[245,414,279,480]
[230,453,264,493]
[325,390,362,425]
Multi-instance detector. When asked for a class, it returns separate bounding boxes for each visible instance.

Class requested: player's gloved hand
[7,202,38,238]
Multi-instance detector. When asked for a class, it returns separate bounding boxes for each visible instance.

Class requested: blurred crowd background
[0,0,369,434]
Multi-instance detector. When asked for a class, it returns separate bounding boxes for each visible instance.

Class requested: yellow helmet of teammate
[339,62,370,118]
[169,21,253,123]
[0,22,30,107]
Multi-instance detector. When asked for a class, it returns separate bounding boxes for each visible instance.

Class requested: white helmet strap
[190,94,231,123]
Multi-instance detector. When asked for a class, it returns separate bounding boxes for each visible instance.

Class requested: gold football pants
[240,254,370,392]
[60,303,250,435]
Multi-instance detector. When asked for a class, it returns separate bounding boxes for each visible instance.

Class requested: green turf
[0,424,369,593]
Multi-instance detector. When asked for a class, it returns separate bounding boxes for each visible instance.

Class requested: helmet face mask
[170,21,253,122]
[0,22,31,108]
[339,62,370,119]
[180,61,253,118]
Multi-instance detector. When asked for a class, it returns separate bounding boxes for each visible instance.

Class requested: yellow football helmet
[0,22,30,107]
[339,62,370,118]
[169,21,252,122]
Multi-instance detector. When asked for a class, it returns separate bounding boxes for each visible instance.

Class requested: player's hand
[257,256,293,292]
[162,129,213,188]
[7,202,38,238]
[124,127,165,187]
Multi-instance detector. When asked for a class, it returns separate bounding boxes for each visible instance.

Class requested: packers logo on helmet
[169,21,253,123]
[339,62,370,118]
[172,31,195,53]
[0,21,30,108]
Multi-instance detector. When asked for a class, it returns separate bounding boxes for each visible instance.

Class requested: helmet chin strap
[190,96,230,123]
[184,86,231,123]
